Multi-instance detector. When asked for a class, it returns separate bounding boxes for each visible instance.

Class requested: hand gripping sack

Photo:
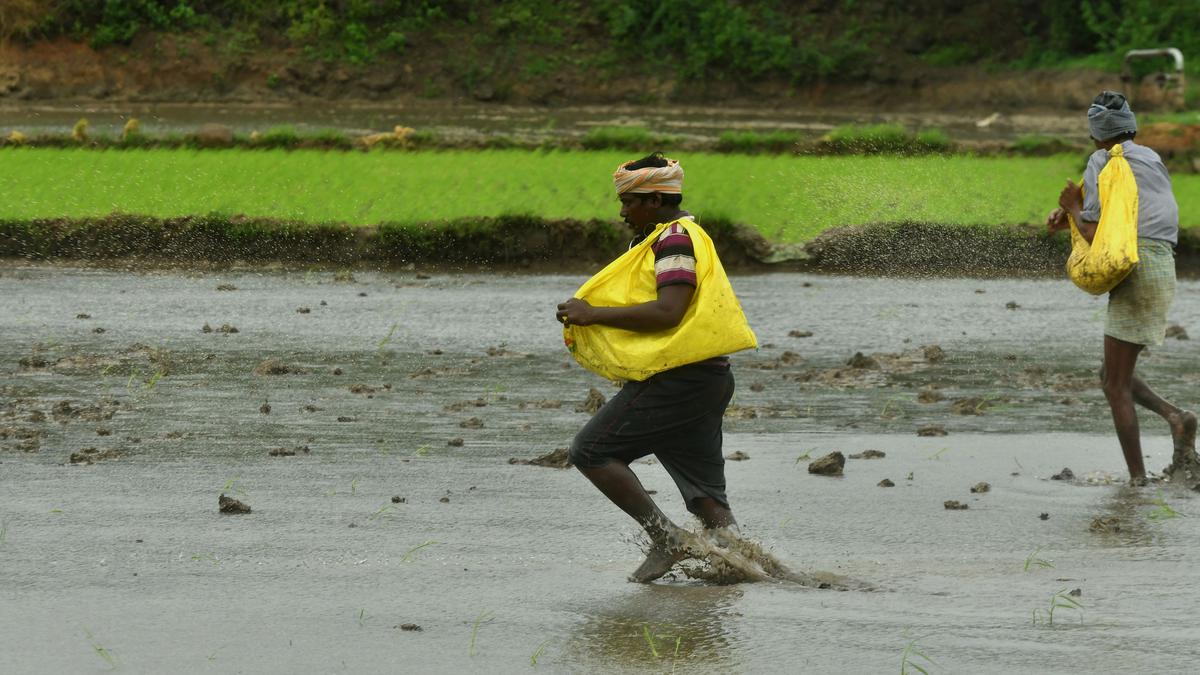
[563,218,757,382]
[1066,143,1139,295]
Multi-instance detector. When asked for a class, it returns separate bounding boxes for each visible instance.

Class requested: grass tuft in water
[900,637,936,674]
[84,627,118,670]
[1023,546,1055,571]
[401,540,440,563]
[469,609,494,657]
[530,638,552,666]
[1032,588,1084,626]
[1148,491,1181,520]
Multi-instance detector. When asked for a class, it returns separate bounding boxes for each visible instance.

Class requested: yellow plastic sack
[563,218,757,382]
[1066,143,1139,295]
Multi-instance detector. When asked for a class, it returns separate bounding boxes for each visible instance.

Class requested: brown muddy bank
[0,214,772,272]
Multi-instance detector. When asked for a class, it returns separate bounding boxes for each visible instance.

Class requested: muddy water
[0,101,1079,144]
[3,265,1200,673]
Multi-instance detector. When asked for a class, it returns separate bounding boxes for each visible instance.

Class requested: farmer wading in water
[1048,91,1197,484]
[556,153,756,582]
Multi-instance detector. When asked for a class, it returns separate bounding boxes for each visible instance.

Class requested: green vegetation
[715,130,802,154]
[4,1,1200,87]
[900,637,937,674]
[469,609,494,657]
[1023,546,1055,572]
[1032,589,1084,626]
[8,147,1199,244]
[580,126,677,151]
[819,125,951,155]
[1148,492,1181,521]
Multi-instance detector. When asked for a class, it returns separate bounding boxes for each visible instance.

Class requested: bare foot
[628,542,687,583]
[1168,410,1197,455]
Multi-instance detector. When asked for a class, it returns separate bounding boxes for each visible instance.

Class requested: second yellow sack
[1066,143,1140,295]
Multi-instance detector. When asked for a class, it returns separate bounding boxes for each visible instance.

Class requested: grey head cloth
[1087,90,1137,141]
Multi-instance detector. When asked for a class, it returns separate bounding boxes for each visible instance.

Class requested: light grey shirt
[1081,140,1179,245]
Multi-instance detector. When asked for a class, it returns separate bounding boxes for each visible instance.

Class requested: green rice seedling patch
[2,148,1198,244]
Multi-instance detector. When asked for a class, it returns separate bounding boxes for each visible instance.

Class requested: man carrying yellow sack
[1048,91,1196,485]
[556,153,757,582]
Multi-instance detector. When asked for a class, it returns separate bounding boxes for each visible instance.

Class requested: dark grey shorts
[569,363,735,511]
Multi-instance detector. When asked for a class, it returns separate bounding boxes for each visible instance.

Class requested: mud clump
[1051,467,1075,481]
[18,355,49,369]
[336,416,356,423]
[68,447,121,464]
[808,451,845,476]
[444,399,487,412]
[878,478,895,487]
[923,345,946,363]
[917,386,944,404]
[749,382,765,392]
[349,383,378,396]
[75,313,91,319]
[52,398,119,422]
[1165,324,1189,340]
[576,388,607,414]
[519,399,561,409]
[259,401,271,414]
[725,450,750,461]
[917,424,948,437]
[788,330,813,338]
[219,494,251,514]
[1162,447,1200,486]
[950,397,988,415]
[215,283,237,291]
[296,307,311,314]
[1089,516,1121,533]
[202,323,239,334]
[459,417,484,429]
[397,623,422,632]
[508,447,572,468]
[970,481,991,493]
[254,358,297,375]
[845,352,879,369]
[848,449,885,460]
[943,500,969,510]
[447,437,464,447]
[269,445,310,457]
[391,495,406,503]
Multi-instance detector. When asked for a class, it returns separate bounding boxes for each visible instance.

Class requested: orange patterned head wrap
[613,157,683,195]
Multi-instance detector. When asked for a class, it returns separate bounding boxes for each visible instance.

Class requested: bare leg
[1102,357,1198,458]
[577,462,691,582]
[1102,336,1146,483]
[690,497,737,530]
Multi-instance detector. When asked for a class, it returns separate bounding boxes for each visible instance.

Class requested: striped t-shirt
[651,221,698,288]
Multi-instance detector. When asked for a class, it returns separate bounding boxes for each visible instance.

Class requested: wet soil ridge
[13,215,1200,275]
[0,214,772,270]
[802,222,1072,276]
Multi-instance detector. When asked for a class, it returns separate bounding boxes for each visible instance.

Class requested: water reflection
[1089,485,1162,547]
[566,585,744,673]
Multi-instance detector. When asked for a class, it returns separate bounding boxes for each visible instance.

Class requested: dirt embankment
[10,215,1200,277]
[0,37,1119,111]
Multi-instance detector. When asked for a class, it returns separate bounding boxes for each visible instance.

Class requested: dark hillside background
[0,1,1196,106]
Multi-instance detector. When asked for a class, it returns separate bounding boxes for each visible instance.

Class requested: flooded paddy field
[3,265,1200,673]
